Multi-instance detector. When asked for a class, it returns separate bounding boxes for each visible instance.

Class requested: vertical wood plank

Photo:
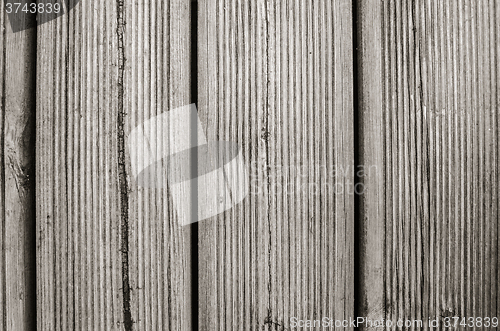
[358,0,500,329]
[198,0,354,329]
[36,1,124,329]
[123,0,192,330]
[0,7,36,331]
[37,1,192,330]
[356,0,385,324]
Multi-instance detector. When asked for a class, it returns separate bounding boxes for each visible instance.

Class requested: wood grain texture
[36,2,124,329]
[0,7,36,331]
[36,0,192,330]
[123,0,192,330]
[197,0,354,329]
[357,0,500,329]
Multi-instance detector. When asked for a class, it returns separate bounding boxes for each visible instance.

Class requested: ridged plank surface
[36,2,123,330]
[358,0,499,329]
[198,0,354,330]
[0,7,36,331]
[36,1,192,330]
[123,0,192,330]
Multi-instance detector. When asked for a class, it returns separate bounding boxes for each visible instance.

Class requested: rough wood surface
[357,0,499,329]
[36,1,192,330]
[197,0,354,329]
[0,8,36,331]
[123,0,192,330]
[36,2,124,329]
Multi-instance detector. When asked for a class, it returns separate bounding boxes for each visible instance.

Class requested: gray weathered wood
[123,0,192,330]
[357,0,499,329]
[197,0,354,329]
[36,2,124,329]
[0,7,36,331]
[36,1,192,330]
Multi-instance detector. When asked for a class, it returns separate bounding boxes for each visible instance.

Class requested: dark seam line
[381,0,387,323]
[352,0,362,326]
[190,0,199,330]
[31,9,37,329]
[115,1,133,330]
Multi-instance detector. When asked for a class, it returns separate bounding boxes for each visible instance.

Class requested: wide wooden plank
[36,2,124,329]
[0,7,36,331]
[357,0,499,329]
[37,1,192,330]
[197,0,354,329]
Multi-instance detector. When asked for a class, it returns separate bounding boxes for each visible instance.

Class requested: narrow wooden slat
[358,0,499,329]
[123,0,192,330]
[198,0,354,329]
[36,1,192,330]
[0,7,36,331]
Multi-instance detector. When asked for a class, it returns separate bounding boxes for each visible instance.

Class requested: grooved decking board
[123,0,192,330]
[36,2,124,329]
[0,9,36,331]
[357,0,499,329]
[197,1,354,330]
[36,1,192,330]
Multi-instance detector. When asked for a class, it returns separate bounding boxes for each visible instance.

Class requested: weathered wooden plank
[36,1,192,330]
[357,0,499,329]
[36,2,124,329]
[0,7,36,331]
[123,0,192,330]
[197,0,354,329]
